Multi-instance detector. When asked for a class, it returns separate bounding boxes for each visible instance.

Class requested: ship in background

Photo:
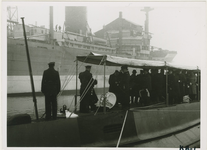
[7,6,177,95]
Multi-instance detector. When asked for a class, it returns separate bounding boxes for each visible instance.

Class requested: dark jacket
[140,73,152,91]
[129,74,137,89]
[79,70,97,95]
[41,67,61,96]
[118,71,130,92]
[109,72,120,93]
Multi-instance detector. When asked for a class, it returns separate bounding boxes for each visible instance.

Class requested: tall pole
[197,68,200,101]
[141,7,153,51]
[165,62,169,106]
[49,6,54,44]
[119,12,122,51]
[141,7,153,35]
[21,17,39,120]
[103,58,106,113]
[75,59,78,112]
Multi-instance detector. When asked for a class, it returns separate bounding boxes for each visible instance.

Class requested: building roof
[94,17,142,38]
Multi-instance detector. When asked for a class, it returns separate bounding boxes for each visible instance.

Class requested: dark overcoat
[41,67,61,96]
[79,70,93,95]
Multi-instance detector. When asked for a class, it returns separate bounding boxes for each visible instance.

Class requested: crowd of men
[41,62,200,117]
[78,65,200,112]
[109,66,200,108]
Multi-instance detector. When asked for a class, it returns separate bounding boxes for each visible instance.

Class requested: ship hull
[7,38,176,95]
[7,38,118,95]
[7,102,200,147]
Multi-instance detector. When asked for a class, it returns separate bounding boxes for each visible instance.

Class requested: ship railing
[58,39,116,52]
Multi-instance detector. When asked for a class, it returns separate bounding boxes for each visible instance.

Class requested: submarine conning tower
[65,6,87,35]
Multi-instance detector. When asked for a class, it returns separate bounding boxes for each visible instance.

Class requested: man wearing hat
[109,70,120,101]
[129,70,137,104]
[117,65,130,109]
[41,62,61,120]
[79,65,98,113]
[139,68,151,106]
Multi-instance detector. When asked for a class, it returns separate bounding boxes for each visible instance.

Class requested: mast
[75,60,78,112]
[141,7,153,51]
[49,6,54,44]
[141,7,153,35]
[21,17,39,120]
[118,12,122,51]
[103,58,106,113]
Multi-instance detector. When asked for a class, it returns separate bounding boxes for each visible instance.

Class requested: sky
[3,2,206,69]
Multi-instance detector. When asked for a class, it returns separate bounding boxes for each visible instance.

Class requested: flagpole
[21,17,39,120]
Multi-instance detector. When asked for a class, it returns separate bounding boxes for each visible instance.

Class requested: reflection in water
[7,95,80,120]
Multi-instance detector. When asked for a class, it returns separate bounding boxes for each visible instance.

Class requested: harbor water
[7,95,81,120]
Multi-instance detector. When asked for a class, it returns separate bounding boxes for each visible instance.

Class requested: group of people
[168,69,200,105]
[109,67,200,108]
[41,62,200,119]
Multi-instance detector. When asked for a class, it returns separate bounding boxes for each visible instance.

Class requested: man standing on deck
[139,68,151,106]
[109,70,120,105]
[118,65,130,110]
[129,70,137,104]
[79,65,98,113]
[41,62,61,120]
[151,69,163,103]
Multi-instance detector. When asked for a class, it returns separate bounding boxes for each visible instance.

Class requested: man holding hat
[41,62,61,120]
[79,65,98,113]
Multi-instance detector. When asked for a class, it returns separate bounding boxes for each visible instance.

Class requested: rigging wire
[59,54,90,96]
[75,56,105,104]
[58,54,93,112]
[69,56,105,116]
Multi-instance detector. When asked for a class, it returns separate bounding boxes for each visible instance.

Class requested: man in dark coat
[109,70,120,104]
[139,68,151,106]
[79,65,98,113]
[178,70,186,102]
[159,69,166,100]
[134,70,143,104]
[151,68,163,103]
[41,62,61,120]
[117,65,130,109]
[129,70,137,103]
[168,69,180,105]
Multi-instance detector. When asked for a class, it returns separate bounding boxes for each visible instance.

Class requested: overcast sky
[3,2,206,69]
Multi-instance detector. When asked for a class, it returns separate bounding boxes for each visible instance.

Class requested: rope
[76,56,105,103]
[59,54,91,96]
[56,55,90,114]
[74,56,105,105]
[116,110,129,148]
[69,56,105,117]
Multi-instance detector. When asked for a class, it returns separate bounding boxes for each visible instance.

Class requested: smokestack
[65,6,87,34]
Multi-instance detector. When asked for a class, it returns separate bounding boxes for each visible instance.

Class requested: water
[7,95,80,120]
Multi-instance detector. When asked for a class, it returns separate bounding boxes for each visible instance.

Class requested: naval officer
[41,62,61,120]
[79,65,98,113]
